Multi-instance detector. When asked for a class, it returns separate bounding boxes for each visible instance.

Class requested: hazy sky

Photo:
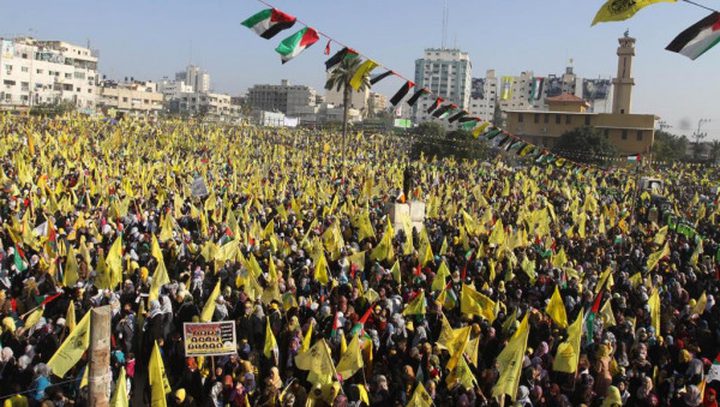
[2,0,719,139]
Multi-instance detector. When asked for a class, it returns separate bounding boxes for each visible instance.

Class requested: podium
[388,200,426,233]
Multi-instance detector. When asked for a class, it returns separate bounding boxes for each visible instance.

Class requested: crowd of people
[0,114,719,407]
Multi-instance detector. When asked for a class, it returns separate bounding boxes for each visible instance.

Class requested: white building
[412,48,472,125]
[325,74,369,115]
[468,70,498,123]
[175,65,210,93]
[0,37,99,110]
[98,80,164,117]
[158,78,193,100]
[368,91,388,116]
[173,91,241,122]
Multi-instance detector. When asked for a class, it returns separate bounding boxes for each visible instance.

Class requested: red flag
[590,290,603,313]
[358,306,373,325]
[324,40,331,55]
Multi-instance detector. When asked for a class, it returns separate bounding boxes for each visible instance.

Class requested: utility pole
[88,306,112,407]
[693,118,710,160]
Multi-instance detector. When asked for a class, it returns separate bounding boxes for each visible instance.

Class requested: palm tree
[324,57,371,169]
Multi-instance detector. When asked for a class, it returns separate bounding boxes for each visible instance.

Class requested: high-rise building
[0,37,99,110]
[367,92,388,116]
[247,80,317,116]
[176,65,210,93]
[412,48,472,125]
[468,70,498,123]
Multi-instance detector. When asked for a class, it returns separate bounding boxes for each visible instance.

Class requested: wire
[681,0,719,13]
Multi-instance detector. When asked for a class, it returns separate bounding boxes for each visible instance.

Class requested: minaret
[612,30,635,114]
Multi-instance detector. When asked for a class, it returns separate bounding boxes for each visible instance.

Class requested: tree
[410,123,488,161]
[652,130,689,162]
[708,140,720,164]
[324,57,371,169]
[552,126,617,165]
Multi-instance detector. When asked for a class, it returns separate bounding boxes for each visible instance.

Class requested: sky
[1,0,719,139]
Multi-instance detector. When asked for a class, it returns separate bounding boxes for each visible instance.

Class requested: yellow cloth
[553,310,584,373]
[545,285,568,329]
[592,0,676,25]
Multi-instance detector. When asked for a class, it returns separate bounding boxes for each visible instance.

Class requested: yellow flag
[295,339,335,374]
[356,384,370,406]
[200,281,221,322]
[148,260,170,302]
[472,121,490,138]
[465,334,480,367]
[690,238,703,266]
[592,0,676,25]
[24,308,44,330]
[48,310,91,377]
[653,226,668,245]
[600,300,616,327]
[390,260,401,284]
[432,261,450,291]
[264,317,278,359]
[552,310,584,373]
[436,312,456,351]
[66,300,76,332]
[460,283,496,323]
[336,334,364,380]
[447,356,476,391]
[350,59,378,91]
[694,291,707,315]
[492,314,530,401]
[110,366,129,407]
[521,256,537,284]
[314,253,330,285]
[105,235,123,289]
[302,321,314,352]
[648,288,661,337]
[545,285,568,329]
[63,245,80,287]
[646,242,670,271]
[552,247,567,268]
[407,382,433,407]
[149,341,171,407]
[446,325,471,371]
[488,218,505,245]
[340,331,347,355]
[159,213,174,242]
[151,234,164,263]
[402,291,426,316]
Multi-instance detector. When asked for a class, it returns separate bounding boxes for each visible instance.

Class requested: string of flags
[240,1,712,175]
[591,0,720,60]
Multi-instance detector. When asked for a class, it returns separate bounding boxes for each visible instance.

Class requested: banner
[183,321,237,357]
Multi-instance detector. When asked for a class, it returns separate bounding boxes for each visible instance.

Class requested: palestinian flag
[370,70,394,85]
[325,47,359,71]
[390,81,414,106]
[462,118,480,131]
[708,353,720,383]
[14,244,26,272]
[585,290,603,343]
[666,12,720,60]
[485,129,503,140]
[350,306,373,337]
[426,98,443,114]
[331,311,341,337]
[627,154,641,162]
[458,116,479,123]
[432,103,454,118]
[407,88,430,106]
[529,77,544,101]
[241,8,297,40]
[275,27,320,64]
[448,110,468,123]
[437,104,458,119]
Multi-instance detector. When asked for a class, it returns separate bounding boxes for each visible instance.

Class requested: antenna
[441,0,448,49]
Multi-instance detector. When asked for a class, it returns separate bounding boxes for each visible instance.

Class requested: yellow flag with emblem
[492,314,530,401]
[460,283,496,323]
[646,242,670,272]
[432,261,450,291]
[402,291,426,316]
[149,340,171,407]
[552,310,584,373]
[47,310,91,377]
[545,285,568,329]
[648,288,661,337]
[592,0,676,26]
[407,382,433,407]
[200,281,221,322]
[110,366,128,407]
[336,333,364,380]
[488,218,505,245]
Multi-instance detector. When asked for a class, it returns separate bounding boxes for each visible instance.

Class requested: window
[555,114,561,124]
[636,131,643,141]
[584,116,591,126]
[543,114,549,124]
[620,109,625,114]
[36,69,43,74]
[621,130,628,140]
[534,114,540,124]
[21,66,28,73]
[604,129,609,138]
[565,115,571,125]
[21,82,29,91]
[65,73,72,79]
[122,97,128,102]
[518,113,524,123]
